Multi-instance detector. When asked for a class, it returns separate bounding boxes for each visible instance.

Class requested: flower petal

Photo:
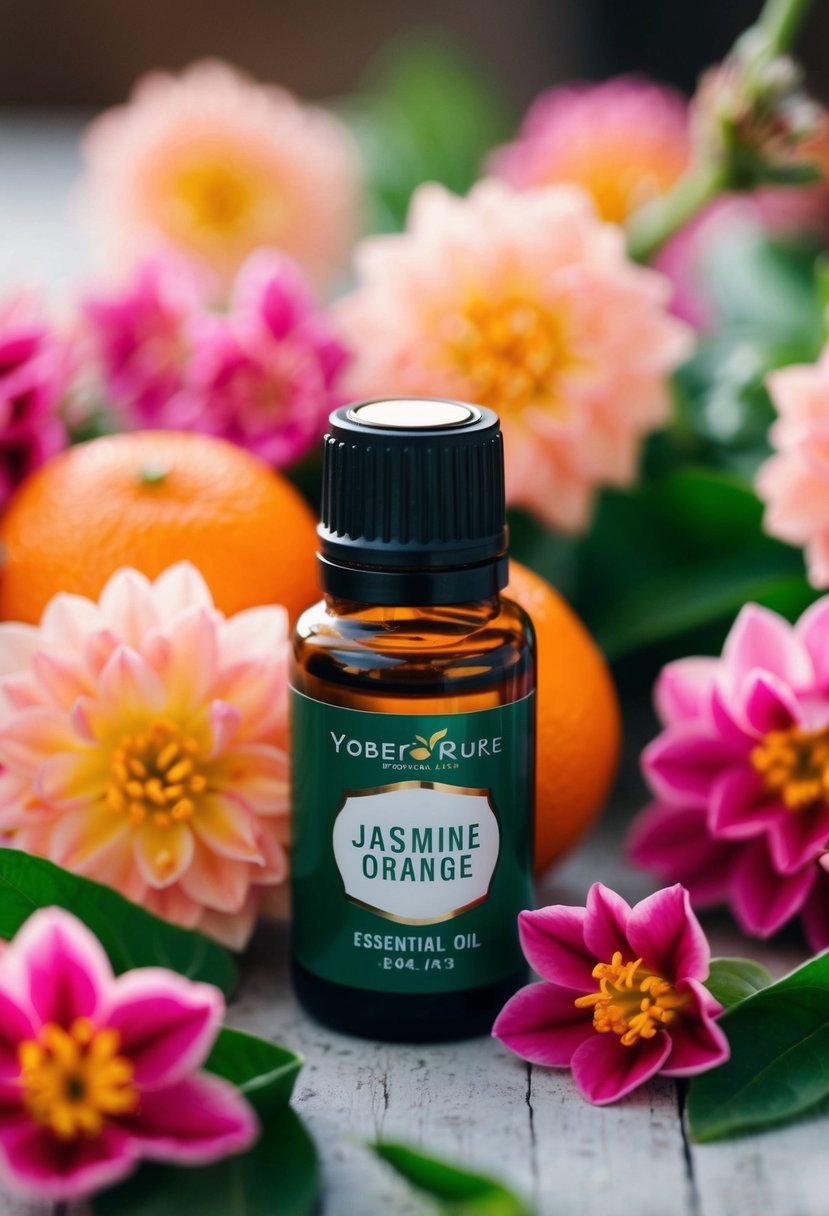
[801,871,829,951]
[0,1120,136,1203]
[133,820,194,888]
[125,1073,258,1163]
[626,885,710,983]
[731,840,816,937]
[628,801,741,907]
[661,978,729,1077]
[493,982,593,1066]
[152,562,215,617]
[0,991,35,1081]
[207,700,242,756]
[192,794,263,862]
[180,843,254,913]
[723,603,813,690]
[643,725,741,808]
[570,1029,672,1105]
[767,804,829,875]
[4,907,111,1028]
[707,767,780,841]
[738,671,801,735]
[797,596,829,692]
[516,905,594,989]
[105,969,223,1087]
[98,645,166,717]
[654,657,719,727]
[98,568,162,644]
[211,744,289,814]
[582,883,631,962]
[0,708,81,774]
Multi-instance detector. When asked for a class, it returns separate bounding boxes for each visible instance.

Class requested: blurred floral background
[2,0,829,952]
[3,2,829,1203]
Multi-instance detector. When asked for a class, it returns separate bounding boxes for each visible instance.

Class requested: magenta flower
[494,883,728,1105]
[489,76,690,226]
[0,294,68,507]
[166,249,348,466]
[83,253,207,425]
[630,600,829,946]
[0,907,257,1202]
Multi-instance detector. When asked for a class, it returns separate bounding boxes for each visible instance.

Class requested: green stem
[626,162,726,264]
[756,0,814,55]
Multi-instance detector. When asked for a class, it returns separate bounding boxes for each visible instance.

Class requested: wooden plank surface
[1,114,828,1216]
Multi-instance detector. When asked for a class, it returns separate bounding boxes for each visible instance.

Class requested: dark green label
[290,689,535,994]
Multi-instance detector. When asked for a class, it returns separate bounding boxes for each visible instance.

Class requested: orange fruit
[0,431,319,624]
[506,560,621,875]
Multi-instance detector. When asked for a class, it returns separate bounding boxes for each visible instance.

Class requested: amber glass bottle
[290,399,536,1042]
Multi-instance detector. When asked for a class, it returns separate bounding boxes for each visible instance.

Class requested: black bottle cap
[318,398,509,604]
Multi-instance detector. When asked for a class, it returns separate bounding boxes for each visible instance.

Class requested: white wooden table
[1,113,826,1216]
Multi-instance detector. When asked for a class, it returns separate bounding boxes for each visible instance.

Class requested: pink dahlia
[494,883,728,1105]
[630,600,829,947]
[490,77,691,225]
[0,294,68,507]
[0,907,256,1202]
[756,348,829,587]
[0,562,291,949]
[80,59,360,292]
[83,254,207,426]
[161,249,349,467]
[336,180,692,532]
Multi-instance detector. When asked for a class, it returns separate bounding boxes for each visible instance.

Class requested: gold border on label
[334,780,501,926]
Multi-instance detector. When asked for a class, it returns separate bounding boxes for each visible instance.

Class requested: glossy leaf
[205,1027,303,1119]
[705,958,772,1009]
[580,468,815,659]
[0,848,236,996]
[95,1107,319,1216]
[372,1141,530,1216]
[688,950,829,1141]
[339,37,512,232]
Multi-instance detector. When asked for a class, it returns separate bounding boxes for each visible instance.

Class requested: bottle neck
[317,553,509,607]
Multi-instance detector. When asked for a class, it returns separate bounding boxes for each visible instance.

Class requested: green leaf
[705,958,773,1009]
[205,1027,303,1120]
[579,468,816,659]
[0,848,236,996]
[371,1141,530,1216]
[688,950,829,1141]
[338,36,513,232]
[95,1106,319,1216]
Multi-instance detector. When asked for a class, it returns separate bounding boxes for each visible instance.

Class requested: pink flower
[83,254,207,426]
[490,77,691,225]
[0,294,68,508]
[161,249,349,467]
[493,883,728,1105]
[336,180,692,532]
[80,59,360,292]
[630,600,829,947]
[0,908,256,1202]
[756,348,829,587]
[0,562,291,949]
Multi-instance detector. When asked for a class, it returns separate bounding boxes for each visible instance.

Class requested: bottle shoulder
[292,596,535,704]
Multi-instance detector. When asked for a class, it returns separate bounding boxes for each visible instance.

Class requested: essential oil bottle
[290,398,536,1042]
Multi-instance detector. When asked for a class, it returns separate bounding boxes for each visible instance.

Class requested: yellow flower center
[106,718,208,832]
[574,951,688,1047]
[175,161,254,234]
[751,726,829,812]
[18,1017,138,1140]
[446,296,564,412]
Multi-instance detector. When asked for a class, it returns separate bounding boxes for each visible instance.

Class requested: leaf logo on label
[407,727,448,761]
[333,782,500,924]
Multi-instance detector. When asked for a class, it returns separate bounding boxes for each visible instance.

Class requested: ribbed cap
[318,398,508,603]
